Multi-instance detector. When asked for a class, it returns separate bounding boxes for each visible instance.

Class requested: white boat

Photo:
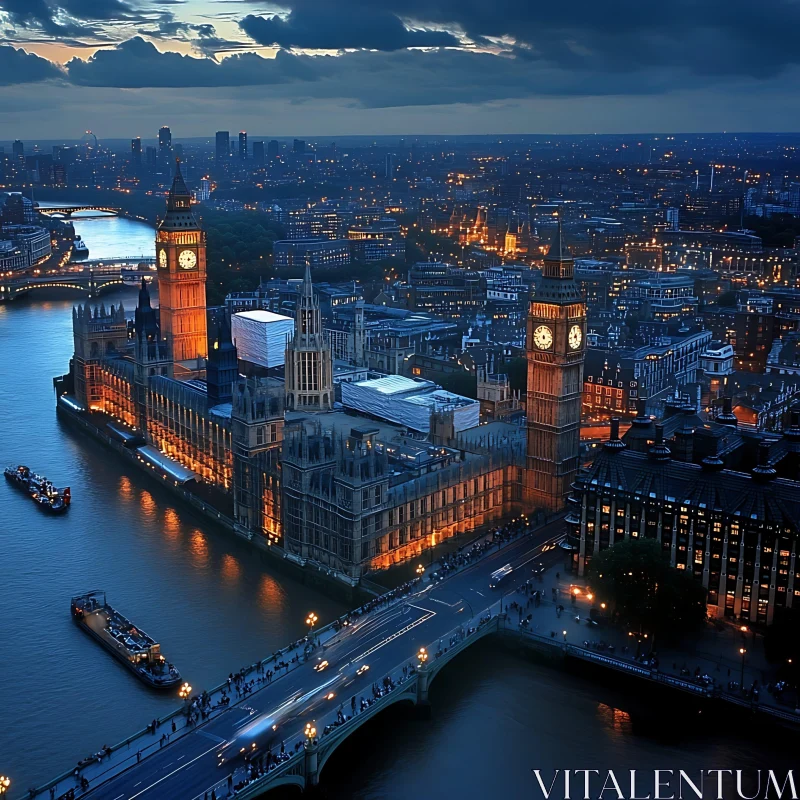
[73,236,89,259]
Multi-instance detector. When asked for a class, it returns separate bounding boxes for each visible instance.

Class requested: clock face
[158,248,167,269]
[533,325,553,350]
[178,249,197,270]
[568,324,583,350]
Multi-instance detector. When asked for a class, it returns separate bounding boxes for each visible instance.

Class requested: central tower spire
[284,266,333,412]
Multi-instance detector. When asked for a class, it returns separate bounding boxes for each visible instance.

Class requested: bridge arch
[316,691,417,777]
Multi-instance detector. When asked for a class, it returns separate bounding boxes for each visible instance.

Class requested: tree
[590,538,707,639]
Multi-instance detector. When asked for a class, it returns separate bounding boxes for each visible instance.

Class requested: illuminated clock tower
[525,218,586,511]
[155,160,208,363]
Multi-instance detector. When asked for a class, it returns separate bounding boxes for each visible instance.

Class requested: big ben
[525,217,585,511]
[155,160,208,363]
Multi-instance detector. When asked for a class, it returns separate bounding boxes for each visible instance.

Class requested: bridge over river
[27,518,567,800]
[1,259,157,301]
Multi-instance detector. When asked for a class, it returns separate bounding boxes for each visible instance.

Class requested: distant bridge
[0,258,156,301]
[38,205,121,218]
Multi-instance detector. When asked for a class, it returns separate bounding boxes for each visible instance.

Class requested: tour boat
[71,591,182,689]
[73,236,89,259]
[4,465,71,514]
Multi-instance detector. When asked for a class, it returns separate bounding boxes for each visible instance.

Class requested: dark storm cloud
[61,37,680,106]
[236,0,800,80]
[239,6,459,51]
[0,0,150,38]
[0,43,62,84]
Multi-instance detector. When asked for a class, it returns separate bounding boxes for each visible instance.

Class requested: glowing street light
[0,776,10,796]
[306,611,318,641]
[178,682,192,701]
[739,647,747,691]
[418,646,428,666]
[304,721,317,742]
[416,564,425,576]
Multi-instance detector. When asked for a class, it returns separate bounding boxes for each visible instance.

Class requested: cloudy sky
[2,0,800,140]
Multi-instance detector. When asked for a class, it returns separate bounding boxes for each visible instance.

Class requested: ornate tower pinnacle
[284,266,333,412]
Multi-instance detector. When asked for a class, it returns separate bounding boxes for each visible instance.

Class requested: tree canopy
[589,537,707,638]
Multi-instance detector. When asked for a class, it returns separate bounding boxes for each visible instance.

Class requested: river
[0,212,794,800]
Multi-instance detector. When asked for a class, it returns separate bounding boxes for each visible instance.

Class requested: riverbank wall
[55,399,373,607]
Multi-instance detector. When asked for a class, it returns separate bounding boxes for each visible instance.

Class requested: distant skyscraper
[174,143,184,162]
[12,140,24,160]
[385,153,393,179]
[145,146,157,170]
[197,176,211,202]
[239,131,247,160]
[216,131,230,165]
[267,140,280,160]
[252,141,265,164]
[666,207,680,231]
[158,126,172,152]
[293,139,306,155]
[131,137,142,165]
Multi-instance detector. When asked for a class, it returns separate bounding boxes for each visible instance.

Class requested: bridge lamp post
[304,722,317,743]
[179,682,192,703]
[306,612,319,642]
[416,564,425,577]
[739,647,747,692]
[0,776,10,797]
[418,646,428,667]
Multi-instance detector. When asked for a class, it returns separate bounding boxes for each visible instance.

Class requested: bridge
[24,511,800,800]
[38,206,121,218]
[0,259,157,301]
[28,518,568,800]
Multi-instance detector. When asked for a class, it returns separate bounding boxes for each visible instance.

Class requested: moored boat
[70,591,181,689]
[72,235,89,259]
[4,465,71,514]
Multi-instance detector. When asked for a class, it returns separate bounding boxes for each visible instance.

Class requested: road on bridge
[79,518,568,800]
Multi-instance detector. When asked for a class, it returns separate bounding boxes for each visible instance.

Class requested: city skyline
[3,0,800,137]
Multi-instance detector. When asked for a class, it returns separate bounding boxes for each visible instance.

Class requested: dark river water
[0,213,794,800]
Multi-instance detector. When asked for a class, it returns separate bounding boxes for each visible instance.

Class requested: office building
[239,131,247,161]
[215,131,230,165]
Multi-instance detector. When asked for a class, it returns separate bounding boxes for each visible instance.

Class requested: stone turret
[231,376,284,538]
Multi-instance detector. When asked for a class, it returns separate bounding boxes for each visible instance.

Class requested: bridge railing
[27,577,425,799]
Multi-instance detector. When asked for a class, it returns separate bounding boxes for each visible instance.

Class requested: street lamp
[416,564,425,576]
[739,647,747,691]
[418,646,428,666]
[179,682,192,701]
[304,722,316,743]
[0,776,10,797]
[562,630,567,641]
[306,612,318,640]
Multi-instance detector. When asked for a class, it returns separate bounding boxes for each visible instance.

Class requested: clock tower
[155,160,208,363]
[525,218,585,511]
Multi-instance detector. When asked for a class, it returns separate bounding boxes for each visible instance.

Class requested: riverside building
[57,163,585,579]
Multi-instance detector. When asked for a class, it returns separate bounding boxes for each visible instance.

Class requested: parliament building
[57,165,586,580]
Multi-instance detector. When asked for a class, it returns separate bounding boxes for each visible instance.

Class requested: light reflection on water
[0,217,347,795]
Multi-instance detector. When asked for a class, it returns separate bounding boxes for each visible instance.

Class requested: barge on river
[4,465,71,513]
[70,590,181,689]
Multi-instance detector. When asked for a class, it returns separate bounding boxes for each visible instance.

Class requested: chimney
[604,417,626,452]
[649,423,672,462]
[752,440,776,482]
[716,396,738,427]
